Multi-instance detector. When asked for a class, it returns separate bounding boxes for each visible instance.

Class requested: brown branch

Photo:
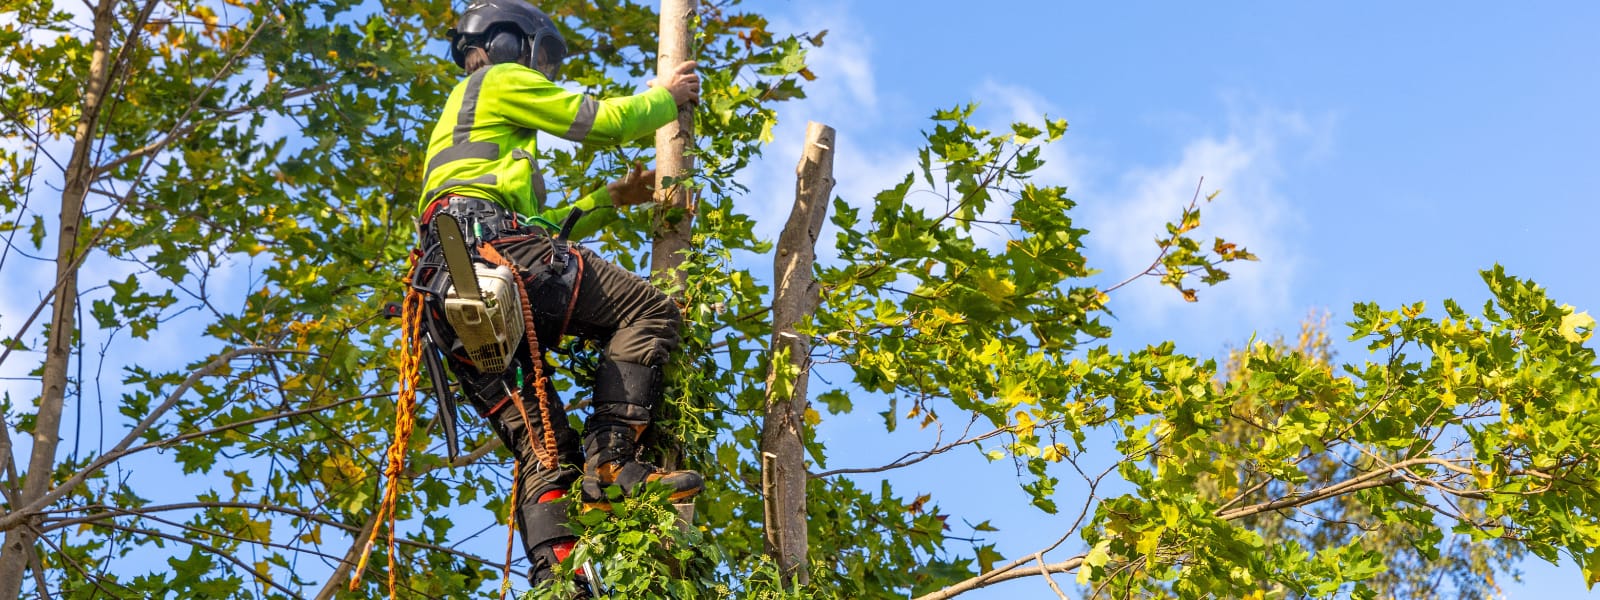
[0,420,22,507]
[1217,472,1407,522]
[911,555,1087,600]
[88,520,302,598]
[810,422,1012,478]
[1100,177,1204,296]
[123,391,379,456]
[91,82,337,177]
[30,525,130,598]
[920,451,1453,599]
[25,540,51,600]
[1036,552,1069,599]
[317,507,380,600]
[0,347,297,532]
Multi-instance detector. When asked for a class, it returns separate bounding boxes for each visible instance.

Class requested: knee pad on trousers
[591,360,659,415]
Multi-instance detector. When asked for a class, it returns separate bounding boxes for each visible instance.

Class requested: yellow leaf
[1013,410,1035,436]
[1078,540,1111,584]
[1560,308,1594,343]
[929,307,966,326]
[1160,503,1180,527]
[1041,443,1067,462]
[193,5,219,31]
[803,407,821,427]
[758,118,775,144]
[1137,530,1161,567]
[1401,301,1425,319]
[1001,380,1034,408]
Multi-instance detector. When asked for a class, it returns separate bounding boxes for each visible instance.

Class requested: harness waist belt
[421,195,524,244]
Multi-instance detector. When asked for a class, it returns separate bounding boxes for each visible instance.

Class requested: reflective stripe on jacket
[418,62,677,239]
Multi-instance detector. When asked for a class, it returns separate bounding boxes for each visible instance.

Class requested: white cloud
[745,2,909,254]
[1081,106,1327,336]
[735,7,1327,351]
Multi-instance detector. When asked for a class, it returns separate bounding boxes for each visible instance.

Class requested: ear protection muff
[484,28,526,67]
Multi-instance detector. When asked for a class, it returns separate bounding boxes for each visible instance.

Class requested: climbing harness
[354,196,591,598]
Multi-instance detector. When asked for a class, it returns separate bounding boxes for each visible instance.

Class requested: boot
[524,488,597,598]
[581,360,703,509]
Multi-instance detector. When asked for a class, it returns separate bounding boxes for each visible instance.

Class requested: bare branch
[124,391,380,456]
[92,83,337,177]
[911,555,1087,600]
[1036,552,1069,599]
[88,520,301,598]
[810,422,1015,478]
[0,347,299,532]
[1100,177,1204,296]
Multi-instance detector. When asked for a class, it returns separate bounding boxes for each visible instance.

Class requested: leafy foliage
[2,0,1597,599]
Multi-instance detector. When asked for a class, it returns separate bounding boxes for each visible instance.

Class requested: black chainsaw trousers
[451,233,681,578]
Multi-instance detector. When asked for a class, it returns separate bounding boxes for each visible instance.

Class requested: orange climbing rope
[501,457,520,600]
[479,241,562,465]
[354,237,575,599]
[351,284,425,598]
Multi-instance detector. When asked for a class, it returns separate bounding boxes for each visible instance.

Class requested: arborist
[398,0,702,593]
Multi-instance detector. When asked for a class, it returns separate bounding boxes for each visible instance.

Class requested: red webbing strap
[556,247,584,343]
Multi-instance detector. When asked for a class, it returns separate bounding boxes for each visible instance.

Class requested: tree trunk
[647,0,697,478]
[649,0,697,291]
[760,122,835,586]
[0,1,114,595]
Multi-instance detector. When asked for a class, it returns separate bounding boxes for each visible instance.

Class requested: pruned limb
[760,121,836,585]
[649,0,699,289]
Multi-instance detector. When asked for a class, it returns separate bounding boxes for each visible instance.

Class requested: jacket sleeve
[537,186,621,241]
[488,64,679,146]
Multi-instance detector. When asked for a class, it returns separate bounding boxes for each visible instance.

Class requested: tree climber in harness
[390,0,702,594]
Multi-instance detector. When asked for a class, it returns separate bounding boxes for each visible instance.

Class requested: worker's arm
[488,64,678,146]
[538,166,654,240]
[539,187,617,240]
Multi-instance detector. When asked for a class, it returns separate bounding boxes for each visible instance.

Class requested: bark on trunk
[647,0,698,477]
[649,0,697,291]
[0,2,114,595]
[760,122,835,586]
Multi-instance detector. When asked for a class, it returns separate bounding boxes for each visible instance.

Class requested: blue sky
[736,1,1600,597]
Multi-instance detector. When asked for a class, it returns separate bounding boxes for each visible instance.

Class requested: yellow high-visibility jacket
[418,62,677,239]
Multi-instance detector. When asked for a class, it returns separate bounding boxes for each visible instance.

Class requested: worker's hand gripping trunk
[435,212,524,374]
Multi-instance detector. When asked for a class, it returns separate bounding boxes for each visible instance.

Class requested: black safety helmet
[448,0,568,79]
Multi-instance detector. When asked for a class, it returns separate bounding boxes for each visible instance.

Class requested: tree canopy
[1,0,1597,599]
